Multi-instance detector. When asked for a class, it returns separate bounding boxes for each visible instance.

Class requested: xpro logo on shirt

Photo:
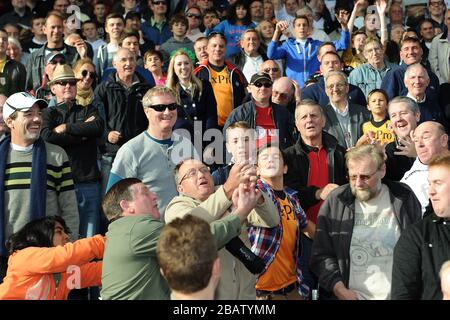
[281,203,295,220]
[211,74,231,84]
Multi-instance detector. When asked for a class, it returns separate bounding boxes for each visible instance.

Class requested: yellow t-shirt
[256,193,298,291]
[209,66,232,127]
[362,118,394,145]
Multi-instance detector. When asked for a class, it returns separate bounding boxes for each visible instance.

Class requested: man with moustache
[310,144,421,300]
[0,92,79,282]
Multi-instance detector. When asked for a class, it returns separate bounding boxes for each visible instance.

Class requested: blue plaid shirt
[248,179,309,297]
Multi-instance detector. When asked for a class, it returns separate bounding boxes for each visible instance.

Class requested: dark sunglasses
[54,80,77,86]
[186,13,201,19]
[152,1,166,5]
[81,70,96,79]
[50,58,66,65]
[149,103,178,112]
[252,82,272,88]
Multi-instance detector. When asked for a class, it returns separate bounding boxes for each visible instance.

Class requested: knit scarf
[76,87,94,106]
[0,137,47,256]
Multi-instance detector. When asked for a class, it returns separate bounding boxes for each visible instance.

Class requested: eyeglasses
[326,83,346,90]
[365,47,382,54]
[54,80,77,86]
[149,103,178,112]
[81,70,96,79]
[348,169,379,182]
[252,82,272,88]
[263,67,280,73]
[187,13,201,19]
[179,166,211,184]
[50,58,66,65]
[152,1,166,5]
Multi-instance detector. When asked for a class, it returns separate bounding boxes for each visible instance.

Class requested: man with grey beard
[310,144,421,300]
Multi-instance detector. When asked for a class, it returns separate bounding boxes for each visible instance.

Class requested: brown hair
[102,178,142,221]
[157,215,218,294]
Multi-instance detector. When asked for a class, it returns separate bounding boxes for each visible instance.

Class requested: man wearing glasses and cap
[223,72,295,149]
[34,52,67,102]
[106,86,197,220]
[0,92,80,282]
[40,64,104,239]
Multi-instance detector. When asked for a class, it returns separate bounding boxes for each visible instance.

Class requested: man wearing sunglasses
[186,6,203,42]
[34,52,67,102]
[41,64,104,240]
[223,72,295,149]
[141,0,172,47]
[107,86,197,219]
[310,144,421,300]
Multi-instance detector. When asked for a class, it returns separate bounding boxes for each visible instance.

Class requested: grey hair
[112,47,135,64]
[240,28,260,41]
[324,70,348,87]
[345,144,385,170]
[404,62,429,81]
[294,99,324,122]
[7,36,21,51]
[296,4,313,16]
[388,96,420,115]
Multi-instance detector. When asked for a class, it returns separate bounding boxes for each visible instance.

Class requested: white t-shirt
[348,184,401,300]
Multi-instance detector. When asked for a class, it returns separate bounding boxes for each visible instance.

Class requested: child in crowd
[144,49,167,85]
[160,14,196,68]
[360,89,394,145]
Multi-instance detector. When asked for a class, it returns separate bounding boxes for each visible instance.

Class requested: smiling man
[0,92,79,282]
[310,144,421,300]
[400,121,449,213]
[107,86,197,218]
[392,151,450,300]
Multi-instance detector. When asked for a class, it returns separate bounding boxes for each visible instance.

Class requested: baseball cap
[3,92,48,120]
[250,72,272,84]
[45,52,66,65]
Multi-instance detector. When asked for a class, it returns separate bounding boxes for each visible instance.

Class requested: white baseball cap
[3,92,48,120]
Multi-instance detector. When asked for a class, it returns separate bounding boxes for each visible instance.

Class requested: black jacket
[392,211,450,300]
[0,58,26,96]
[174,79,218,142]
[310,180,422,298]
[40,101,104,183]
[384,140,415,181]
[222,100,295,149]
[284,131,347,210]
[93,72,152,155]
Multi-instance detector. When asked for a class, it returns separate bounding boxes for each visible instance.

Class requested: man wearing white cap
[0,92,79,283]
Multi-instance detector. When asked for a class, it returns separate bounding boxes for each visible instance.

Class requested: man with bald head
[401,121,449,214]
[94,47,152,195]
[404,63,443,124]
[259,60,282,81]
[272,77,299,114]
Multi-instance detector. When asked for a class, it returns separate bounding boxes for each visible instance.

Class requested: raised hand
[376,0,387,16]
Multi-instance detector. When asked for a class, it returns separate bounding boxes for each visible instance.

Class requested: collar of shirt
[330,100,349,117]
[115,73,140,88]
[407,92,426,103]
[150,16,167,30]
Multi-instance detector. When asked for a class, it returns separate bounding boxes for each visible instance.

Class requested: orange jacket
[0,235,105,300]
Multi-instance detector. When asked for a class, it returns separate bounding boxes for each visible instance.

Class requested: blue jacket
[302,77,367,107]
[267,30,350,88]
[380,62,440,100]
[208,20,256,58]
[141,20,172,46]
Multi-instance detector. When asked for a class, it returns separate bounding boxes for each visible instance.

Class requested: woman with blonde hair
[73,58,96,106]
[166,50,217,144]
